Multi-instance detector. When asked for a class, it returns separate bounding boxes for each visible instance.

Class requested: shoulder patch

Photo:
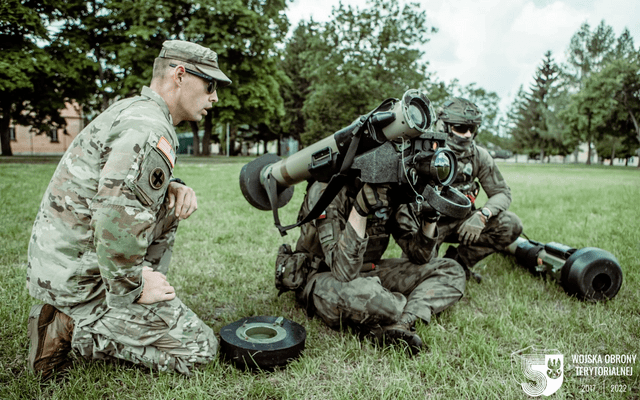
[126,145,172,207]
[156,136,175,168]
[149,167,166,189]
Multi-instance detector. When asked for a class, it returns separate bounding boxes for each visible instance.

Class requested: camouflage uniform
[27,86,217,375]
[293,182,466,330]
[437,141,523,268]
[428,97,523,273]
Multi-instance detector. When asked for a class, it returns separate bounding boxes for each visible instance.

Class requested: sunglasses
[170,63,218,94]
[451,124,478,134]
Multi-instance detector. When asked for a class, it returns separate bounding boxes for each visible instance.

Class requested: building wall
[11,102,83,155]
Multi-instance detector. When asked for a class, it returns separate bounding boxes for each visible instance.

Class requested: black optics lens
[408,101,427,129]
[434,152,451,182]
[412,149,457,186]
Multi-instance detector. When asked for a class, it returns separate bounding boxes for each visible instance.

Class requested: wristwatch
[480,208,492,220]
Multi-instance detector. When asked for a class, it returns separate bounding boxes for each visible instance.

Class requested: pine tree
[508,51,564,161]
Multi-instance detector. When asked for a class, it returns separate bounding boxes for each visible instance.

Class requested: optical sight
[240,89,471,235]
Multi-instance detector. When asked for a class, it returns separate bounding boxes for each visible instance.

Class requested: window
[50,127,59,143]
[9,127,15,141]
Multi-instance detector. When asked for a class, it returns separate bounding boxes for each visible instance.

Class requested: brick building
[10,102,83,155]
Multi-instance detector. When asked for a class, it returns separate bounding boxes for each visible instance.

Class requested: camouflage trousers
[65,298,217,375]
[307,258,465,330]
[437,210,523,268]
[58,203,217,375]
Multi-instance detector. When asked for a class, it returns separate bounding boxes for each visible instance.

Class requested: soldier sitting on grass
[277,178,467,355]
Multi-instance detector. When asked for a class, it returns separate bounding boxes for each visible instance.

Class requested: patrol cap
[159,40,232,87]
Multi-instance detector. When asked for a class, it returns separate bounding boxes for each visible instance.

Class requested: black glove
[415,201,440,223]
[354,183,390,218]
[457,211,485,246]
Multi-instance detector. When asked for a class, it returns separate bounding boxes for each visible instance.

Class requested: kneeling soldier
[27,40,231,379]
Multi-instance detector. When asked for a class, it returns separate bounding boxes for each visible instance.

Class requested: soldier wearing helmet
[433,97,523,282]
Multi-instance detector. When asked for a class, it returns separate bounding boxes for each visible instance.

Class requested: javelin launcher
[239,89,471,236]
[505,237,623,301]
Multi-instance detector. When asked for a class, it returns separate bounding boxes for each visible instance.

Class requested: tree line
[2,0,638,165]
[0,0,501,156]
[505,21,640,166]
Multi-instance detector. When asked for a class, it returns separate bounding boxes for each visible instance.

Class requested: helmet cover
[437,97,482,127]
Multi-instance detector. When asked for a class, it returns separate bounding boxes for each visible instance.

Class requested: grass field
[0,156,638,399]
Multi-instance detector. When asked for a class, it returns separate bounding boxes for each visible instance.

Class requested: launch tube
[260,91,434,190]
[239,89,471,235]
[505,237,623,301]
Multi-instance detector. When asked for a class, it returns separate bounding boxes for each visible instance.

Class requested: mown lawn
[0,157,638,399]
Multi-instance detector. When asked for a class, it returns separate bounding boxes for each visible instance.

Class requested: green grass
[1,158,639,399]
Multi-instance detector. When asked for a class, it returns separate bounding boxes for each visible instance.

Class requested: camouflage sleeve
[475,146,512,216]
[312,184,368,282]
[389,203,438,265]
[90,117,174,308]
[143,222,177,275]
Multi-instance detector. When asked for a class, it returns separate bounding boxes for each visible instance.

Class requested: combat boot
[444,246,482,283]
[28,304,75,380]
[382,313,424,355]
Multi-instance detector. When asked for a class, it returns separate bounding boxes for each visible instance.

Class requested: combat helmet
[435,97,482,138]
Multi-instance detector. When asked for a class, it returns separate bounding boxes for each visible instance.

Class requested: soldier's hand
[415,202,440,223]
[137,266,176,304]
[457,211,485,246]
[355,183,390,219]
[167,181,198,220]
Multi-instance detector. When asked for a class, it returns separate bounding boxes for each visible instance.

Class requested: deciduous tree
[0,0,95,156]
[296,0,437,145]
[577,57,640,166]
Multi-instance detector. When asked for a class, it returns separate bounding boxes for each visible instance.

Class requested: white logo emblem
[512,346,564,397]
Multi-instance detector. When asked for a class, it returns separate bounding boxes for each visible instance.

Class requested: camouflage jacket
[294,181,439,284]
[27,86,178,315]
[451,143,512,218]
